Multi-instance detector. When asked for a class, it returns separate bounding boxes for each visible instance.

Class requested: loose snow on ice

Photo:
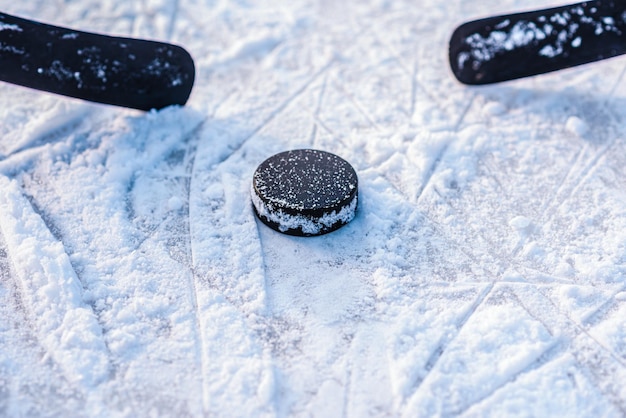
[1,0,626,417]
[0,22,21,32]
[0,177,110,387]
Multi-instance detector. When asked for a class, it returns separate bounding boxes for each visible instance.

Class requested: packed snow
[1,0,626,417]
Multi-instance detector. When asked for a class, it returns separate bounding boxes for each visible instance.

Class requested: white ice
[0,0,626,417]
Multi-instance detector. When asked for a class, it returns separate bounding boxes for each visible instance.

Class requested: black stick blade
[449,1,626,85]
[0,13,195,110]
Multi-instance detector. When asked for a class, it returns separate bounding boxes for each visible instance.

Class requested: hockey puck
[251,149,358,236]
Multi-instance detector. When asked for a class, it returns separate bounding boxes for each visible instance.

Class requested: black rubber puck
[251,149,358,236]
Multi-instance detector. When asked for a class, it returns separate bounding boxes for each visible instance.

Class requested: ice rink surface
[1,0,626,416]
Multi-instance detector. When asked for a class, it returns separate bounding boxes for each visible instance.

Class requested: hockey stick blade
[449,1,626,85]
[0,12,195,110]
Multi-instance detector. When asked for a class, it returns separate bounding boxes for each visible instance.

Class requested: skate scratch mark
[131,1,144,37]
[479,157,509,200]
[367,24,448,120]
[360,176,498,280]
[563,142,616,207]
[252,220,272,311]
[369,28,450,120]
[459,342,564,415]
[411,73,448,120]
[404,191,498,285]
[368,28,417,118]
[305,103,351,152]
[527,285,626,370]
[415,95,474,205]
[342,355,354,418]
[572,317,626,369]
[539,140,614,228]
[332,76,383,131]
[307,74,329,148]
[415,91,470,202]
[421,210,500,278]
[572,343,626,415]
[414,139,449,205]
[582,285,626,328]
[245,59,333,136]
[166,0,181,41]
[308,73,350,149]
[558,145,607,211]
[5,105,93,158]
[409,60,418,119]
[0,115,113,178]
[430,186,508,273]
[402,282,494,406]
[435,181,578,288]
[511,266,576,285]
[311,113,339,142]
[508,285,565,338]
[20,189,120,372]
[216,59,336,166]
[0,177,111,387]
[536,145,584,221]
[525,287,626,412]
[452,286,565,414]
[178,120,213,415]
[0,234,87,396]
[605,62,626,104]
[452,92,477,133]
[369,162,414,206]
[187,267,211,416]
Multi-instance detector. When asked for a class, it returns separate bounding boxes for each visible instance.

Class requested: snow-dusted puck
[251,149,358,236]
